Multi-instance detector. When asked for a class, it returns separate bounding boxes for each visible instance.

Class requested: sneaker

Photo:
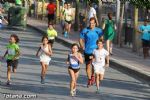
[73,89,76,96]
[6,81,11,85]
[41,76,45,84]
[91,75,95,85]
[64,32,68,38]
[70,90,75,97]
[96,89,100,94]
[87,79,92,88]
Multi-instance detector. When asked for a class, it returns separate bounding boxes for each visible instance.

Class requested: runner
[102,13,116,55]
[66,43,83,96]
[36,36,52,84]
[92,39,109,93]
[60,2,68,31]
[79,17,103,88]
[87,3,99,26]
[138,19,150,59]
[64,3,73,38]
[47,1,56,25]
[47,24,57,48]
[2,34,20,85]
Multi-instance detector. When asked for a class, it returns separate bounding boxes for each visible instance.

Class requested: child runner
[36,36,52,84]
[3,34,20,85]
[92,39,109,93]
[66,43,83,96]
[46,24,57,48]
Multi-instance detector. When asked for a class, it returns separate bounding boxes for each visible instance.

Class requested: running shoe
[41,76,45,84]
[64,31,68,38]
[96,89,100,94]
[73,89,76,96]
[6,81,11,85]
[70,90,75,97]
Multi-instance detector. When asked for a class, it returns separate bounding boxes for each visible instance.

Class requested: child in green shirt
[3,34,20,85]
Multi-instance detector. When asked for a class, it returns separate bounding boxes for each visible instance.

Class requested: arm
[93,14,99,26]
[79,38,84,52]
[105,55,109,67]
[66,54,69,65]
[47,44,52,56]
[74,53,83,64]
[36,47,41,57]
[3,50,8,59]
[13,49,20,60]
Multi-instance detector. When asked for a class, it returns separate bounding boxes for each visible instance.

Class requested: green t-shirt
[47,29,57,40]
[15,0,22,5]
[6,43,19,60]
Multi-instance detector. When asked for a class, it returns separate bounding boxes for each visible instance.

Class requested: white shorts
[93,63,105,74]
[40,55,51,65]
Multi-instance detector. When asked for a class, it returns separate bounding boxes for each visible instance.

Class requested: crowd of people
[0,0,149,98]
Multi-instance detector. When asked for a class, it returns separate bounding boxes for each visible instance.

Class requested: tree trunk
[74,0,79,31]
[98,0,103,27]
[56,0,60,24]
[118,3,125,47]
[116,0,120,44]
[132,7,139,52]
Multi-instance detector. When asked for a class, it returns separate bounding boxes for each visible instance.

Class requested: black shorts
[84,53,93,64]
[65,20,72,24]
[7,59,19,69]
[68,67,80,73]
[48,14,55,21]
[142,39,150,47]
[48,39,55,45]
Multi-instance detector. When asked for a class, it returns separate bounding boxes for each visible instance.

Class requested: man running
[79,17,103,87]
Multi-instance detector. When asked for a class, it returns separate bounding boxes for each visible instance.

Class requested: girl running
[36,36,52,84]
[3,34,20,85]
[92,40,109,93]
[66,43,83,96]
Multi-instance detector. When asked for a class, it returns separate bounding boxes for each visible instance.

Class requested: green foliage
[121,0,150,9]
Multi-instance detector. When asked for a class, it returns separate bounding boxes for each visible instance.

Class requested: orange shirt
[47,3,56,14]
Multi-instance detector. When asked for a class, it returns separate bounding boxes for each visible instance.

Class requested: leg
[68,23,71,34]
[40,62,46,84]
[44,64,48,77]
[68,68,76,96]
[74,70,79,90]
[95,73,100,90]
[106,40,110,54]
[7,66,11,82]
[109,41,113,55]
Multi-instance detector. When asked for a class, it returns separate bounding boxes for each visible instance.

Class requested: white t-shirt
[92,48,109,67]
[64,8,72,21]
[88,7,96,20]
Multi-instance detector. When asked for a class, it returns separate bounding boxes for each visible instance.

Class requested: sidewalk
[27,18,150,82]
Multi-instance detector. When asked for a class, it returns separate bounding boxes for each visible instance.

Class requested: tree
[122,0,150,52]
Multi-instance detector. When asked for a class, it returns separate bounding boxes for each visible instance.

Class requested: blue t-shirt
[80,27,103,54]
[139,24,150,41]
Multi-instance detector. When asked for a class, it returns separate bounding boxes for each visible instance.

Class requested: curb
[27,24,150,83]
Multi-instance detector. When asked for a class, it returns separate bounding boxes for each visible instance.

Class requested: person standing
[87,3,99,26]
[36,36,52,84]
[3,34,20,85]
[47,1,56,25]
[79,17,103,87]
[92,40,109,93]
[46,24,57,47]
[138,19,150,59]
[66,43,83,96]
[102,13,116,55]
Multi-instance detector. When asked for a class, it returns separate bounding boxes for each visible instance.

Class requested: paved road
[0,27,150,100]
